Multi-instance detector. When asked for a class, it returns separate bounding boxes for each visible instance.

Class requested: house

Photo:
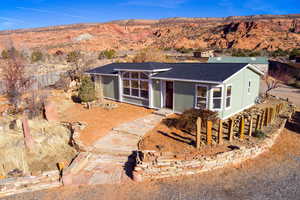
[87,62,264,119]
[193,50,214,58]
[208,57,269,75]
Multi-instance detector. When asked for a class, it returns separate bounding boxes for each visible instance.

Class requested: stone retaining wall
[0,170,61,198]
[133,119,287,181]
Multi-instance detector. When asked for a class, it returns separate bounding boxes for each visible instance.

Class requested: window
[212,86,222,109]
[195,85,207,109]
[225,85,232,109]
[122,72,149,99]
[248,80,251,94]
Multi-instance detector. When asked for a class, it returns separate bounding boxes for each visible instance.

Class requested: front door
[165,81,173,109]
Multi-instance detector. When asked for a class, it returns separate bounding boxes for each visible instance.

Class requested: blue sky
[0,0,299,30]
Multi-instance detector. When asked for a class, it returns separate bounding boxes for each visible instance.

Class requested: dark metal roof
[152,63,248,82]
[87,62,249,82]
[86,62,171,74]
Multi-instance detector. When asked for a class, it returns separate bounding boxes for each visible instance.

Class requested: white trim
[225,84,232,110]
[224,64,264,83]
[121,71,150,100]
[87,72,118,77]
[210,84,224,111]
[114,68,172,72]
[118,71,123,102]
[194,84,209,109]
[222,103,255,120]
[149,79,154,108]
[152,77,222,85]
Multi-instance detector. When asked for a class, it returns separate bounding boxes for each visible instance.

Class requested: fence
[195,103,287,148]
[0,71,66,94]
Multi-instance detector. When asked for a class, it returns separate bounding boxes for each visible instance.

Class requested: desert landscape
[0,1,300,199]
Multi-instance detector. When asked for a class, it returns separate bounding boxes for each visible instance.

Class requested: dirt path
[5,111,300,200]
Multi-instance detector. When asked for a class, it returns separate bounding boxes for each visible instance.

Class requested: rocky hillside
[0,14,300,53]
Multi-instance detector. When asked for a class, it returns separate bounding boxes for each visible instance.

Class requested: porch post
[118,71,123,102]
[149,79,153,108]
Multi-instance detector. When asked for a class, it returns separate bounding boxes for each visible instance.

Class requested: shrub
[132,48,171,62]
[78,76,96,102]
[232,49,247,57]
[1,49,9,59]
[253,130,266,139]
[294,81,300,88]
[176,47,193,54]
[164,108,219,133]
[67,51,81,63]
[289,48,300,60]
[99,49,116,59]
[31,51,43,63]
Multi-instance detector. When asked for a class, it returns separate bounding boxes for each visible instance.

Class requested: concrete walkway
[68,113,164,185]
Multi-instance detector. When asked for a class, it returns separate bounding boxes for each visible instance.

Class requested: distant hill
[1,14,300,53]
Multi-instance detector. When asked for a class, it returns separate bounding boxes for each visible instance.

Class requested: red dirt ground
[59,101,153,146]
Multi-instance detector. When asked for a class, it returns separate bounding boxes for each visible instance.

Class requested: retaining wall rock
[0,170,61,198]
[133,119,287,181]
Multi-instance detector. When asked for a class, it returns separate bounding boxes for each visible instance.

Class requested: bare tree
[2,45,32,110]
[265,69,291,96]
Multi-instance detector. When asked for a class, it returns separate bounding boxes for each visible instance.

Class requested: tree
[2,47,32,110]
[99,49,116,59]
[31,51,43,63]
[1,49,9,59]
[78,76,96,103]
[132,48,173,63]
[67,50,81,63]
[265,69,291,96]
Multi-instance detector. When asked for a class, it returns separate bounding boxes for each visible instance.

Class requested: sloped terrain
[0,14,300,53]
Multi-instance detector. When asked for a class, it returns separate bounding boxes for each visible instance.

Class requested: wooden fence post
[239,116,245,140]
[218,120,223,144]
[255,114,261,131]
[248,116,253,137]
[260,111,265,129]
[206,120,212,145]
[229,118,234,142]
[264,108,269,126]
[196,117,201,149]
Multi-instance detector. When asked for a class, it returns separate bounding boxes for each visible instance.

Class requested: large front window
[195,85,208,109]
[212,86,223,110]
[122,72,149,99]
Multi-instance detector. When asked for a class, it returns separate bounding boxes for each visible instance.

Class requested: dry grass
[0,119,77,177]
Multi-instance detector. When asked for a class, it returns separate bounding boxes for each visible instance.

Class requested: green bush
[78,76,96,102]
[253,130,266,139]
[231,49,247,57]
[270,48,289,57]
[289,48,300,60]
[1,49,9,59]
[163,108,219,133]
[99,49,116,59]
[67,51,81,63]
[175,47,193,54]
[31,51,43,63]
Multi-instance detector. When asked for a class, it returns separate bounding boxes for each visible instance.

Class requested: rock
[44,102,58,122]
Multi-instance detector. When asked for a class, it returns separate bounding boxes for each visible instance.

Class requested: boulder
[44,102,58,122]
